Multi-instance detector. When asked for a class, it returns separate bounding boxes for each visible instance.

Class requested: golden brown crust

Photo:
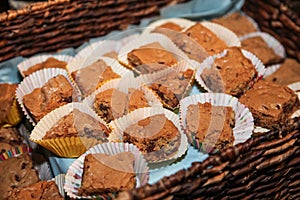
[0,83,18,124]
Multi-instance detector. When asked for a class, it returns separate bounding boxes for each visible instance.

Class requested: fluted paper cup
[180,93,254,153]
[64,142,149,199]
[30,102,112,158]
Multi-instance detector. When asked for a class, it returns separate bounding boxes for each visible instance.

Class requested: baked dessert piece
[22,57,67,77]
[93,88,149,123]
[123,114,181,162]
[186,102,235,151]
[71,59,120,97]
[241,36,284,66]
[43,109,111,141]
[212,12,258,37]
[184,23,227,55]
[127,42,177,74]
[8,180,63,200]
[239,80,300,129]
[23,75,75,122]
[103,51,118,59]
[0,83,18,126]
[200,47,257,97]
[265,58,300,85]
[0,153,39,199]
[149,69,193,109]
[152,22,183,33]
[0,127,23,153]
[78,152,136,196]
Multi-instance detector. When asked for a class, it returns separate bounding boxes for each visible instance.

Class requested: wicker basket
[0,0,188,63]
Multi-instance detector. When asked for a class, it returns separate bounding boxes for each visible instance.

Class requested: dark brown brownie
[8,180,64,200]
[149,69,194,109]
[0,83,18,126]
[22,57,67,77]
[186,102,235,151]
[200,47,257,97]
[0,153,40,199]
[43,109,111,141]
[123,114,181,162]
[212,12,258,37]
[22,75,75,122]
[78,152,136,196]
[0,127,23,153]
[265,58,300,85]
[241,36,283,66]
[239,80,300,129]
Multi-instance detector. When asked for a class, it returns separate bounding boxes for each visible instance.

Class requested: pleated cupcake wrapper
[2,98,23,127]
[64,142,149,199]
[83,77,163,124]
[254,83,300,132]
[16,68,80,126]
[75,34,140,60]
[137,60,196,110]
[142,18,196,35]
[54,174,66,197]
[263,64,281,78]
[117,33,190,74]
[0,144,32,161]
[195,49,266,93]
[18,124,38,149]
[179,93,254,153]
[30,102,113,158]
[109,107,188,166]
[240,31,286,68]
[17,54,74,77]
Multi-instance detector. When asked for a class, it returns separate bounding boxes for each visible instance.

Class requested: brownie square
[239,80,300,129]
[0,127,23,153]
[78,152,136,196]
[0,153,40,199]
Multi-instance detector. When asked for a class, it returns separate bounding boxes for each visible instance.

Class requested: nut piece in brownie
[8,180,63,200]
[265,58,300,85]
[78,152,136,196]
[0,83,18,125]
[186,102,235,151]
[241,36,283,66]
[93,88,149,123]
[200,47,257,97]
[22,57,67,77]
[71,59,121,97]
[184,23,227,55]
[0,127,23,153]
[149,69,193,109]
[0,153,40,199]
[127,42,178,74]
[123,114,181,162]
[43,109,111,141]
[212,12,258,37]
[239,80,300,129]
[22,75,75,122]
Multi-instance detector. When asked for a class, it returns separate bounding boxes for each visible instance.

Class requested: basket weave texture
[242,0,300,62]
[0,0,188,63]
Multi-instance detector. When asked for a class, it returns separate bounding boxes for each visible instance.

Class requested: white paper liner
[55,174,66,197]
[17,54,74,77]
[180,93,254,150]
[263,64,281,78]
[64,142,149,199]
[136,60,195,109]
[142,18,195,35]
[30,102,110,140]
[195,49,266,93]
[239,31,286,60]
[83,76,163,125]
[118,33,190,72]
[16,68,79,126]
[254,83,300,132]
[109,107,188,165]
[75,34,140,60]
[186,21,241,47]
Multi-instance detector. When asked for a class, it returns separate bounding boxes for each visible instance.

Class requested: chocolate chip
[272,77,277,82]
[15,174,21,182]
[21,162,27,169]
[216,66,222,70]
[276,104,281,109]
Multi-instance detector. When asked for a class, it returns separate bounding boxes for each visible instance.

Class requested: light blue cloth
[0,0,243,184]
